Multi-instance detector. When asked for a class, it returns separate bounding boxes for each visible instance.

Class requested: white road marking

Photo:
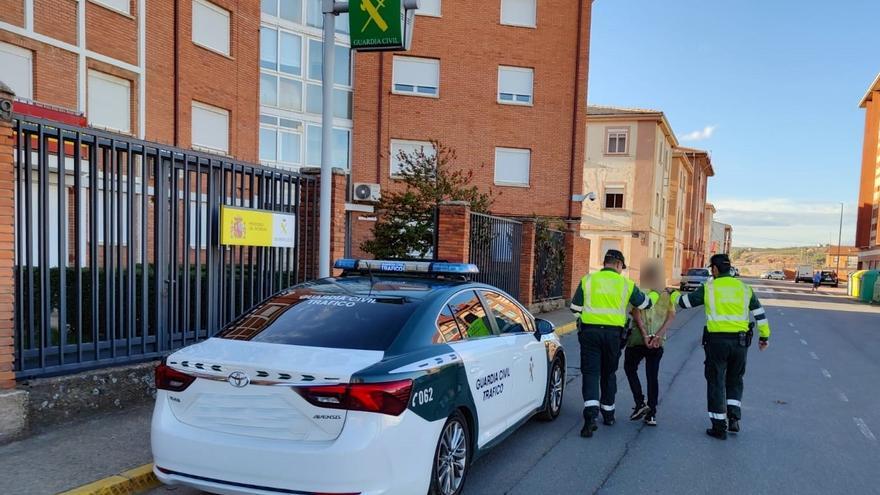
[821,368,832,379]
[800,339,808,345]
[854,418,877,441]
[794,330,800,334]
[838,391,849,402]
[788,322,794,327]
[809,351,819,360]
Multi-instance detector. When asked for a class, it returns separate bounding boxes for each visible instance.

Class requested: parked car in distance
[795,264,814,283]
[680,268,711,292]
[819,270,839,287]
[761,270,785,280]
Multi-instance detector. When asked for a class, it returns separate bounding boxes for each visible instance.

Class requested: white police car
[151,259,566,495]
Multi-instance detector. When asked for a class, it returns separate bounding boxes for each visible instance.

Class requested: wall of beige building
[581,116,673,283]
[664,152,692,286]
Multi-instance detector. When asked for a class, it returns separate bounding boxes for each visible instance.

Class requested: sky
[587,0,878,248]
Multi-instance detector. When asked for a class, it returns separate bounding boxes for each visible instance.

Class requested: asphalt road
[149,278,880,495]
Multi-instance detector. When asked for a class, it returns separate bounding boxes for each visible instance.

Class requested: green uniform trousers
[704,333,747,425]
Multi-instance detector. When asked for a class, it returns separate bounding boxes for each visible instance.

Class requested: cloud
[712,198,856,248]
[680,125,717,142]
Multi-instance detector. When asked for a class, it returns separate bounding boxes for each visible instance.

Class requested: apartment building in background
[857,72,880,269]
[663,150,693,286]
[708,220,732,257]
[702,203,716,262]
[349,0,592,257]
[678,147,715,270]
[1,0,262,159]
[581,105,678,283]
[825,246,860,278]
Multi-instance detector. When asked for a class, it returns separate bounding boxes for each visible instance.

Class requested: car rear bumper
[151,394,441,495]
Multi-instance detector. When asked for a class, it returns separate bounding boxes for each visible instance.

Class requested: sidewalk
[0,405,155,495]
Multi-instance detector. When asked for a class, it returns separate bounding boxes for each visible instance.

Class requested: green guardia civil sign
[349,0,407,51]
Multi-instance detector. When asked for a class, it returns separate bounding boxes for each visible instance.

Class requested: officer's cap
[604,249,627,269]
[710,254,732,270]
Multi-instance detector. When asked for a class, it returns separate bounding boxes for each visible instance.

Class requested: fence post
[563,221,591,300]
[518,219,536,308]
[436,201,470,263]
[0,81,28,442]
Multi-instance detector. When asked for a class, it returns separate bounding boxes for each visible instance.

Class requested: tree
[361,142,494,259]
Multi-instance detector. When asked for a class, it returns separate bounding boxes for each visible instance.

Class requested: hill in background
[729,246,827,277]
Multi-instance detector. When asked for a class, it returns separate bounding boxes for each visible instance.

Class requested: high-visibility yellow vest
[704,277,751,333]
[579,271,635,327]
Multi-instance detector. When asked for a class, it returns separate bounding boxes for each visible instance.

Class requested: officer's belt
[705,332,744,339]
[578,323,624,331]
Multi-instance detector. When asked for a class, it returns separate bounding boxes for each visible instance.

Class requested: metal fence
[468,212,522,299]
[13,116,319,378]
[533,227,565,302]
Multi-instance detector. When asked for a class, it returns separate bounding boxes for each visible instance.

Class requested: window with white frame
[191,102,229,153]
[390,140,435,177]
[500,0,536,27]
[91,0,130,14]
[604,185,624,209]
[192,0,231,55]
[302,124,350,169]
[498,66,533,105]
[259,114,303,166]
[392,56,439,97]
[0,42,32,99]
[261,0,303,24]
[494,147,530,186]
[606,128,628,154]
[87,70,131,133]
[417,0,441,16]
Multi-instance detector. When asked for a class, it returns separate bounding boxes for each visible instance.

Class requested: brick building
[857,72,880,269]
[1,0,261,158]
[348,0,592,257]
[678,147,714,270]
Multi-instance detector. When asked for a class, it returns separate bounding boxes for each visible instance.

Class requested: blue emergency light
[333,259,479,275]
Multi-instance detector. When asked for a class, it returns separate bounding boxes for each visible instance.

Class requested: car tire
[429,411,471,495]
[538,357,565,421]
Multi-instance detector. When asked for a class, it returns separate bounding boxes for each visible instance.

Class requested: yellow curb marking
[58,463,159,495]
[555,321,577,336]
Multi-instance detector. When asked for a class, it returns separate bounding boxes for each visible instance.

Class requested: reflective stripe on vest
[705,278,751,331]
[580,272,631,326]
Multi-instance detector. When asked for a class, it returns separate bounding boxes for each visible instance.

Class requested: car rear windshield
[687,269,710,276]
[218,286,422,351]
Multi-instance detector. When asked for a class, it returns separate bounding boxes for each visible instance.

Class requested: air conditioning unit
[353,183,381,202]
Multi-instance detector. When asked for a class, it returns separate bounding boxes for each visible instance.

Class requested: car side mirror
[535,319,556,338]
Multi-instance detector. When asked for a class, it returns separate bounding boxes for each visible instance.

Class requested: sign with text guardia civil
[349,0,414,51]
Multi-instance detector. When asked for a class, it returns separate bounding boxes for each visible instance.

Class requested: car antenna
[367,264,376,298]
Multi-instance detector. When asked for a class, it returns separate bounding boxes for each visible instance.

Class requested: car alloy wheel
[431,412,469,495]
[539,358,564,420]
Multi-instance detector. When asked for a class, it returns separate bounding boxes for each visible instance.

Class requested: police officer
[570,250,653,438]
[677,254,771,440]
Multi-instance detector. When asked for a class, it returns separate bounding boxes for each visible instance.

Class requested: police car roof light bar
[333,259,480,275]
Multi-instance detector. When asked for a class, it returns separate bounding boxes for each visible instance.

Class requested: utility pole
[836,202,844,276]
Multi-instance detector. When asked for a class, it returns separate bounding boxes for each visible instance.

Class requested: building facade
[581,106,678,283]
[678,147,714,270]
[857,73,880,269]
[708,220,732,257]
[825,246,860,278]
[349,0,592,257]
[1,0,263,159]
[663,150,693,286]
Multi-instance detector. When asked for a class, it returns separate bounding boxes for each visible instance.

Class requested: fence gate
[468,212,522,299]
[13,116,319,378]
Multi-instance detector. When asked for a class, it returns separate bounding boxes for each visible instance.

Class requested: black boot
[706,419,727,440]
[728,418,740,433]
[581,409,598,438]
[601,409,615,426]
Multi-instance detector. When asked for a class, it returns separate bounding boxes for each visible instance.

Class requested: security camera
[572,192,598,202]
[586,192,597,202]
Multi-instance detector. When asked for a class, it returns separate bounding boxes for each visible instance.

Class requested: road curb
[57,463,159,495]
[555,321,577,336]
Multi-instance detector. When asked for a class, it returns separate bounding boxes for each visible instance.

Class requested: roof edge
[859,72,880,108]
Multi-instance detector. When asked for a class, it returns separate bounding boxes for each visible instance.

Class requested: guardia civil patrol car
[151,259,566,495]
